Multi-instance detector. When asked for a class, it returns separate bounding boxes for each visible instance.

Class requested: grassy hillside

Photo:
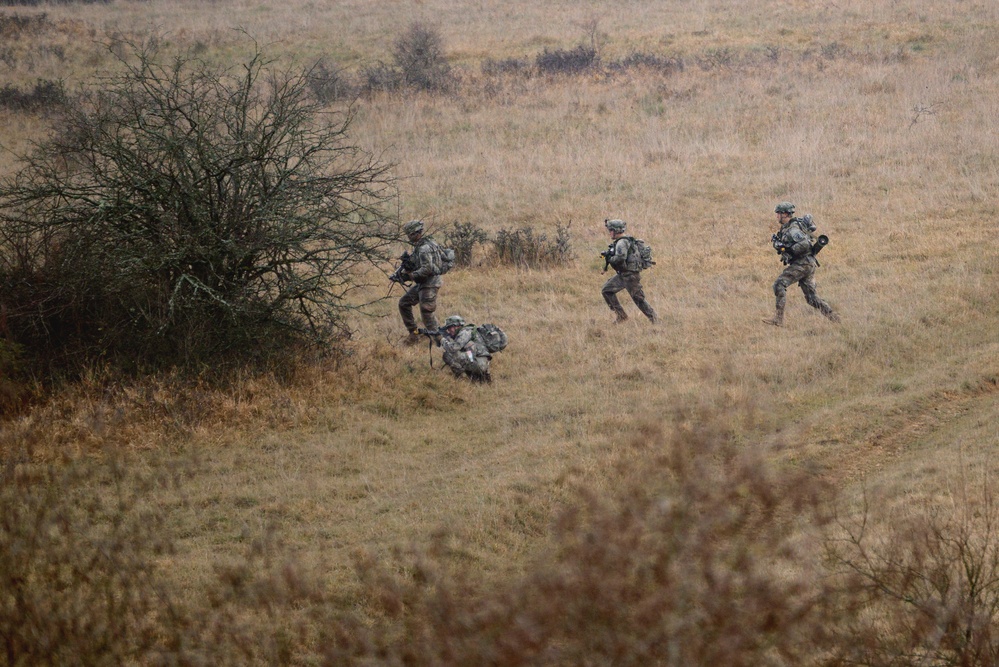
[2,0,999,663]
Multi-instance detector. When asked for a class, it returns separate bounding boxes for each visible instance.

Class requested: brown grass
[2,0,999,662]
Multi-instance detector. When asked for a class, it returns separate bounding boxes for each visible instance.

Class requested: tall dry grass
[2,0,999,662]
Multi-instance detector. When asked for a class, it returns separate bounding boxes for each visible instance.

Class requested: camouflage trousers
[399,279,440,332]
[442,344,491,382]
[602,271,657,322]
[772,261,835,318]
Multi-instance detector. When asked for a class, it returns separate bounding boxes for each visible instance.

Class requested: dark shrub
[392,21,454,92]
[0,78,67,113]
[481,56,530,77]
[535,45,597,75]
[612,51,684,76]
[442,221,488,268]
[696,47,736,70]
[0,11,51,33]
[493,222,573,269]
[307,56,356,104]
[361,61,402,93]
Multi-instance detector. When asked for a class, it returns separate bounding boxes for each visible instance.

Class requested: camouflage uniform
[601,219,658,324]
[766,203,838,326]
[398,220,443,336]
[439,315,492,383]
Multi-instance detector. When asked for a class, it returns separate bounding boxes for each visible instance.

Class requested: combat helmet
[444,315,466,329]
[774,202,796,214]
[604,218,627,233]
[403,219,425,236]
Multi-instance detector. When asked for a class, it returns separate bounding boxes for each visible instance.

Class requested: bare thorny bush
[441,221,488,269]
[363,21,456,94]
[0,37,398,378]
[438,220,574,270]
[492,222,574,270]
[826,484,999,666]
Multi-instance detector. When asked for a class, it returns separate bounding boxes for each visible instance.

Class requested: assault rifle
[600,243,615,273]
[388,250,414,286]
[387,250,418,297]
[417,327,443,346]
[416,327,443,367]
[771,233,786,256]
[772,234,830,264]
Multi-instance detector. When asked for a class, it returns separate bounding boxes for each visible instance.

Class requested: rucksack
[627,237,655,271]
[795,214,817,233]
[475,323,508,353]
[420,238,456,276]
[792,214,830,254]
[439,246,456,275]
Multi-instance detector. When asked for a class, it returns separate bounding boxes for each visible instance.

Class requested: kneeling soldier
[439,315,492,384]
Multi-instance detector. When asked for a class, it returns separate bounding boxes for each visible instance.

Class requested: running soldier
[764,202,839,326]
[600,219,658,324]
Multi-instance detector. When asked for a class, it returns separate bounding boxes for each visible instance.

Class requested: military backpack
[421,237,456,276]
[475,323,508,353]
[439,246,456,275]
[626,237,655,271]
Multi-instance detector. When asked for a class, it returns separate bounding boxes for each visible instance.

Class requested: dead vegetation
[2,0,999,663]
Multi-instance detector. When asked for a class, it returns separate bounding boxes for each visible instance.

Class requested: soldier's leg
[764,267,800,326]
[601,275,629,322]
[800,273,839,321]
[469,354,492,383]
[398,284,422,336]
[623,274,658,323]
[441,347,466,378]
[418,284,440,331]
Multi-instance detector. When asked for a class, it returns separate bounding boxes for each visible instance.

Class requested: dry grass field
[2,0,999,663]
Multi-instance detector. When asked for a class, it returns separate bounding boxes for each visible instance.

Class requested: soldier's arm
[453,328,475,349]
[608,239,629,269]
[787,229,812,257]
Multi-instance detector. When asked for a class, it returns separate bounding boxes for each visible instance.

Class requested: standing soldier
[764,202,839,326]
[397,220,444,344]
[600,218,658,324]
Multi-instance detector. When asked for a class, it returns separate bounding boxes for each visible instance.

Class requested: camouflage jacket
[408,236,444,285]
[607,236,640,273]
[442,324,491,360]
[772,219,815,266]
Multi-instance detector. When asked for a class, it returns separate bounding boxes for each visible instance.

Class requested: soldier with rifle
[420,315,493,383]
[391,220,446,345]
[764,202,839,326]
[600,218,658,325]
